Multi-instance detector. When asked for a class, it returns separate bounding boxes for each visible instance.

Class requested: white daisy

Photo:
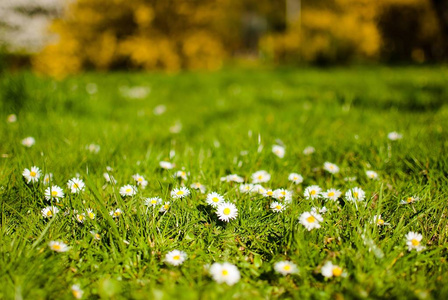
[263,189,275,198]
[110,208,123,218]
[311,206,327,215]
[216,202,238,222]
[7,114,17,123]
[86,208,95,220]
[299,211,323,231]
[159,161,174,170]
[388,131,402,141]
[209,262,241,286]
[190,182,206,193]
[132,174,148,188]
[22,166,42,184]
[304,185,322,199]
[324,162,339,174]
[220,174,244,183]
[175,170,188,180]
[288,173,303,184]
[366,170,379,180]
[48,241,69,252]
[75,213,86,223]
[274,261,298,275]
[71,284,84,299]
[159,202,170,213]
[252,184,267,195]
[321,261,344,278]
[43,173,53,185]
[165,250,188,266]
[44,185,65,201]
[153,104,166,115]
[273,189,293,203]
[345,187,366,202]
[41,206,59,218]
[86,143,100,153]
[321,188,342,201]
[270,201,286,213]
[206,192,224,207]
[400,196,420,205]
[251,170,271,183]
[103,172,116,184]
[405,232,425,252]
[303,146,315,155]
[144,197,162,207]
[119,185,137,197]
[67,177,85,194]
[90,231,101,240]
[272,145,285,158]
[21,137,35,147]
[372,214,390,226]
[239,183,254,194]
[170,187,190,199]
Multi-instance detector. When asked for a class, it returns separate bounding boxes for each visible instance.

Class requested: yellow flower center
[407,197,413,203]
[73,183,79,189]
[30,171,36,177]
[411,239,420,246]
[377,219,384,225]
[78,215,84,221]
[332,267,343,277]
[306,216,316,223]
[46,210,52,217]
[283,265,291,271]
[114,211,121,217]
[151,200,157,204]
[223,208,231,215]
[52,244,61,251]
[177,191,184,195]
[353,192,359,198]
[267,191,273,196]
[95,234,101,239]
[164,204,169,210]
[88,212,95,219]
[258,175,263,180]
[137,178,143,182]
[173,255,180,260]
[293,176,298,180]
[222,270,228,276]
[310,190,316,195]
[72,290,81,298]
[281,191,286,196]
[212,197,219,203]
[328,192,335,197]
[181,172,186,177]
[275,205,282,210]
[51,191,58,197]
[126,188,131,193]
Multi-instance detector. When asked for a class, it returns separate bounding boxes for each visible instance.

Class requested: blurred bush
[31,0,446,76]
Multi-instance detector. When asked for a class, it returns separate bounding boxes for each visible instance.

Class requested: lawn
[1,66,448,299]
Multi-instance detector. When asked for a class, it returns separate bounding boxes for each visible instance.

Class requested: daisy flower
[103,172,116,184]
[159,161,174,170]
[175,170,188,180]
[288,173,303,184]
[274,261,298,275]
[71,284,84,299]
[132,174,148,189]
[405,232,425,252]
[272,145,285,158]
[388,131,402,141]
[321,188,342,201]
[90,231,101,240]
[7,114,17,123]
[299,211,323,231]
[159,202,170,213]
[67,177,85,194]
[311,206,327,214]
[41,206,59,218]
[304,185,322,199]
[209,262,241,286]
[119,185,137,197]
[345,187,366,202]
[216,202,238,222]
[21,137,35,147]
[400,196,419,205]
[372,214,390,226]
[273,189,293,203]
[206,192,224,207]
[144,197,162,207]
[22,166,42,184]
[190,182,206,193]
[48,241,69,252]
[44,185,65,201]
[86,144,100,153]
[43,173,53,185]
[165,250,188,266]
[263,189,274,198]
[239,183,254,194]
[321,261,345,278]
[270,202,286,213]
[75,213,86,223]
[324,162,339,174]
[154,104,166,115]
[251,170,271,183]
[252,184,267,195]
[110,208,123,218]
[170,187,190,199]
[86,208,95,220]
[303,146,315,155]
[366,170,379,180]
[220,174,244,183]
[344,176,357,182]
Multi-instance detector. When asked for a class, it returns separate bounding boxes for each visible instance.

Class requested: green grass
[1,66,448,299]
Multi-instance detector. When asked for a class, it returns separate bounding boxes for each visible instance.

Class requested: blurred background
[1,0,447,77]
